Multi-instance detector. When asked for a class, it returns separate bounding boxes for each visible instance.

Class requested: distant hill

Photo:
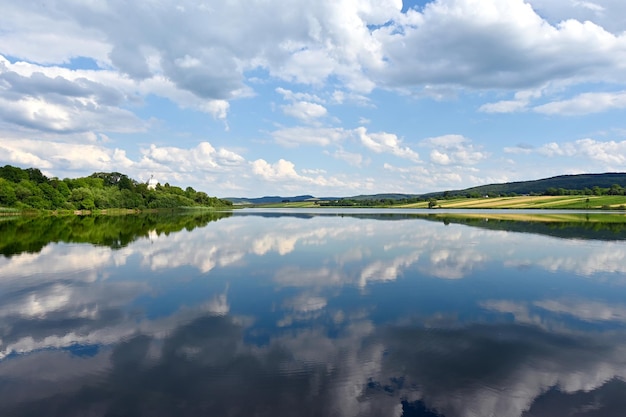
[345,193,419,201]
[226,173,626,204]
[422,172,626,198]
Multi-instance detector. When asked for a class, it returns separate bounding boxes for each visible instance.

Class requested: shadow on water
[0,210,233,257]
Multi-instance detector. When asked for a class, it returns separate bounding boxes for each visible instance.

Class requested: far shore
[3,195,626,215]
[248,194,626,210]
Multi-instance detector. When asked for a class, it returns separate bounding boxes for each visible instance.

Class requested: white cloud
[276,87,323,104]
[534,138,626,166]
[534,90,626,115]
[528,0,626,34]
[328,148,365,167]
[3,0,626,108]
[376,0,626,91]
[0,55,231,137]
[479,89,543,113]
[251,158,303,181]
[249,157,363,193]
[142,142,245,171]
[0,56,146,134]
[421,134,488,166]
[356,127,420,162]
[271,126,349,147]
[430,149,452,165]
[281,101,328,122]
[479,99,529,114]
[2,0,626,197]
[0,137,134,173]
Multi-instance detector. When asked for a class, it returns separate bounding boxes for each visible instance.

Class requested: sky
[1,0,626,198]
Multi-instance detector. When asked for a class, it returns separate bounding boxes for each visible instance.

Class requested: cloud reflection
[3,313,626,417]
[2,213,626,416]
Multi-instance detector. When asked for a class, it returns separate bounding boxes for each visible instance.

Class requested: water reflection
[1,210,626,416]
[0,211,232,256]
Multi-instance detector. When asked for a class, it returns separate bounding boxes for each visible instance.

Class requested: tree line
[0,165,233,210]
[317,185,626,208]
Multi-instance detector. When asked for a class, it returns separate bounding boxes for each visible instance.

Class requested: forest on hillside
[424,173,626,198]
[0,165,232,210]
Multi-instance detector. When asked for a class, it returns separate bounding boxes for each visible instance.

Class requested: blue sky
[1,0,626,197]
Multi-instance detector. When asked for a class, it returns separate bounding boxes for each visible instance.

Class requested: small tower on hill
[147,174,158,190]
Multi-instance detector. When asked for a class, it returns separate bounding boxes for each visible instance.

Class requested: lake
[1,209,626,417]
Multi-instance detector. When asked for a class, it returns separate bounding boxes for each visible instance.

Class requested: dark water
[2,209,626,417]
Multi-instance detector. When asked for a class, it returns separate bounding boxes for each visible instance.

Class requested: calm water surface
[2,209,626,417]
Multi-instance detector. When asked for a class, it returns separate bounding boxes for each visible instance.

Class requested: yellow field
[398,195,626,209]
[254,195,626,211]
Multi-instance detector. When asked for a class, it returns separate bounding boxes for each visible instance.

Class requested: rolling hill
[225,173,626,204]
[422,172,626,198]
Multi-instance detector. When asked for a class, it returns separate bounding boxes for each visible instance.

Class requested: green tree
[70,187,96,210]
[0,165,28,183]
[0,178,17,206]
[609,184,624,196]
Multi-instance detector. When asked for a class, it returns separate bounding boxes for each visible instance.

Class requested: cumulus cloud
[142,142,245,171]
[0,54,230,135]
[3,0,626,196]
[6,0,623,105]
[270,126,349,147]
[479,89,543,113]
[421,135,488,166]
[356,127,420,162]
[249,157,364,194]
[281,101,328,122]
[251,158,303,181]
[0,137,134,173]
[328,148,365,167]
[528,138,626,166]
[377,0,626,90]
[527,0,626,34]
[0,56,146,134]
[534,90,626,115]
[275,87,323,104]
[275,87,328,122]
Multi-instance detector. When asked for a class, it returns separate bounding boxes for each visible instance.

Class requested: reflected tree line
[0,211,232,257]
[426,215,626,241]
[5,210,626,258]
[233,211,626,241]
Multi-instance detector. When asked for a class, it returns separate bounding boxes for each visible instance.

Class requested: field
[398,195,626,209]
[253,195,626,210]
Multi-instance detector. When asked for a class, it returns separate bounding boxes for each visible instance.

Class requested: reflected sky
[1,210,626,416]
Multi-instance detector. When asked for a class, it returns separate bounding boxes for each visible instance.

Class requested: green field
[250,195,626,210]
[398,195,626,209]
